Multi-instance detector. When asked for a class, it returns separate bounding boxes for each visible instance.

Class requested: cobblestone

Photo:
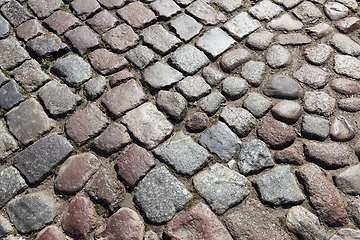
[16,19,43,42]
[142,61,183,90]
[71,0,101,20]
[186,0,227,25]
[102,24,140,53]
[65,26,99,55]
[0,37,30,70]
[27,33,69,61]
[0,80,25,110]
[176,75,211,101]
[27,0,63,19]
[156,90,187,122]
[86,10,118,34]
[1,1,33,27]
[43,10,80,35]
[170,14,202,42]
[0,167,26,208]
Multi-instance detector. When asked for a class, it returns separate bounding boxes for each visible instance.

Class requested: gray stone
[331,78,359,95]
[276,33,311,45]
[336,0,358,11]
[193,163,250,214]
[122,102,174,149]
[125,45,156,70]
[286,206,327,240]
[330,115,355,141]
[38,80,81,117]
[145,230,160,240]
[222,76,248,100]
[245,31,274,50]
[199,121,241,162]
[266,45,291,68]
[13,133,73,184]
[350,201,360,227]
[293,64,328,89]
[274,0,303,9]
[330,34,360,57]
[185,113,209,132]
[304,43,334,65]
[71,0,101,20]
[169,45,209,75]
[27,0,63,19]
[170,14,202,42]
[220,48,251,72]
[267,13,303,31]
[0,120,18,159]
[0,14,9,39]
[16,19,44,42]
[142,61,183,90]
[134,166,192,224]
[185,0,227,25]
[199,92,225,115]
[306,23,333,39]
[330,229,360,240]
[241,61,265,86]
[202,66,224,86]
[52,55,92,87]
[6,98,55,145]
[150,0,181,19]
[302,115,329,140]
[334,55,360,79]
[220,106,256,137]
[86,10,119,34]
[0,167,26,208]
[102,24,139,53]
[293,1,322,24]
[237,139,274,175]
[154,132,210,176]
[65,26,99,55]
[253,165,305,205]
[335,165,360,195]
[0,37,30,70]
[174,0,195,6]
[325,2,348,20]
[176,75,211,101]
[243,92,272,118]
[0,72,8,87]
[42,10,81,35]
[84,75,107,100]
[212,0,242,11]
[0,80,25,110]
[249,0,283,21]
[97,0,126,9]
[338,98,360,112]
[304,91,335,116]
[196,28,236,59]
[263,75,303,99]
[272,100,302,124]
[1,1,33,27]
[156,90,187,122]
[223,12,262,40]
[0,215,12,238]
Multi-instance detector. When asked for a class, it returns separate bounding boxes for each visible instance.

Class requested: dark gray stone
[220,106,256,137]
[0,72,8,87]
[294,64,329,89]
[222,77,248,100]
[0,37,30,70]
[125,45,156,70]
[156,90,187,122]
[335,165,360,195]
[263,75,303,99]
[243,92,272,118]
[13,133,73,184]
[199,92,225,116]
[176,75,211,101]
[71,0,101,20]
[170,14,202,42]
[249,0,283,21]
[84,75,107,100]
[0,120,18,159]
[293,1,322,24]
[0,80,25,110]
[0,14,9,39]
[1,1,33,27]
[27,0,63,19]
[0,215,12,238]
[65,26,99,55]
[185,0,226,25]
[223,12,261,40]
[241,61,265,87]
[302,115,329,140]
[267,13,303,31]
[0,167,26,208]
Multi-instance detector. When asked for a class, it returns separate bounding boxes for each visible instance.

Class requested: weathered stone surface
[156,90,187,122]
[243,92,272,118]
[71,0,101,20]
[0,37,30,70]
[117,1,156,28]
[97,0,127,9]
[304,43,333,65]
[267,13,303,31]
[86,10,118,34]
[306,22,333,39]
[330,229,360,240]
[304,91,335,116]
[125,45,156,70]
[273,0,302,9]
[36,226,66,240]
[110,70,135,87]
[0,14,9,39]
[350,201,360,228]
[220,106,256,137]
[150,0,181,19]
[220,48,250,72]
[202,66,224,86]
[170,14,202,42]
[0,167,26,208]
[293,1,322,23]
[294,64,329,89]
[84,75,107,100]
[275,147,304,165]
[142,61,183,90]
[27,33,69,61]
[331,78,359,95]
[0,120,18,159]
[272,101,302,124]
[199,91,225,115]
[134,166,192,224]
[1,1,33,27]
[0,80,25,110]
[185,112,209,132]
[186,0,226,25]
[338,98,360,112]
[241,60,265,86]
[334,55,360,79]
[302,115,329,140]
[212,0,242,12]
[246,31,274,50]
[176,75,211,101]
[335,165,360,195]
[330,34,360,57]
[324,2,348,21]
[330,116,355,141]
[28,0,63,19]
[0,215,12,238]
[43,10,80,35]
[336,17,360,33]
[249,0,283,21]
[102,24,140,53]
[223,12,261,40]
[257,119,296,149]
[222,77,248,100]
[144,231,160,240]
[263,75,303,99]
[277,33,311,45]
[296,163,348,226]
[237,139,274,175]
[65,26,99,55]
[266,45,291,68]
[16,19,43,42]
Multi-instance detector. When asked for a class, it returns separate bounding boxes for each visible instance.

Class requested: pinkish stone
[16,19,44,42]
[331,78,359,95]
[117,2,156,29]
[86,10,119,34]
[102,24,140,53]
[257,119,296,149]
[304,43,334,65]
[43,10,80,35]
[275,147,304,165]
[88,48,128,75]
[336,17,360,33]
[110,70,135,87]
[36,226,66,240]
[220,48,251,72]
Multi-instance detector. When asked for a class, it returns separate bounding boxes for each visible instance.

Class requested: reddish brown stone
[62,197,97,240]
[296,163,348,226]
[331,78,359,95]
[95,207,144,240]
[275,147,304,165]
[17,19,44,42]
[338,98,360,112]
[36,226,66,240]
[43,10,81,35]
[115,144,156,187]
[257,119,296,149]
[220,49,251,73]
[164,202,233,240]
[116,2,156,29]
[336,17,360,33]
[88,48,128,75]
[304,141,352,168]
[110,70,135,87]
[224,199,291,240]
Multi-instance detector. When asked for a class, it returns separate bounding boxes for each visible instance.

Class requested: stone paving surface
[2,0,360,239]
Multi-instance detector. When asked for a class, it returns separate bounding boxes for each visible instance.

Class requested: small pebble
[185,113,209,132]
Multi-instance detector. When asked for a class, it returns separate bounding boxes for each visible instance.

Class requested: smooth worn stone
[199,121,241,162]
[220,48,250,72]
[144,231,159,240]
[0,72,8,87]
[134,166,192,224]
[286,206,327,240]
[237,139,274,175]
[95,208,144,240]
[325,2,348,21]
[330,34,360,56]
[294,64,328,89]
[330,116,355,141]
[267,13,303,31]
[196,28,236,59]
[0,14,9,39]
[141,25,181,55]
[0,80,25,110]
[293,1,322,23]
[28,0,63,19]
[277,33,311,45]
[66,104,109,146]
[331,78,359,95]
[27,33,69,60]
[176,75,211,101]
[222,76,248,100]
[62,197,97,240]
[243,92,272,118]
[334,55,360,79]
[246,31,274,50]
[249,0,283,21]
[337,0,358,11]
[304,43,333,65]
[185,112,209,132]
[110,70,134,87]
[170,14,202,42]
[0,167,26,208]
[302,115,329,140]
[97,0,126,9]
[272,100,302,124]
[296,163,348,226]
[38,80,81,117]
[156,90,187,122]
[266,45,291,68]
[117,1,156,28]
[85,169,125,212]
[43,10,80,35]
[0,120,18,159]
[220,106,256,137]
[52,54,92,87]
[174,0,194,6]
[150,0,181,19]
[122,102,173,149]
[16,19,43,42]
[186,0,226,25]
[202,66,224,86]
[275,147,304,165]
[253,165,305,205]
[91,123,131,156]
[304,91,335,116]
[241,60,265,86]
[263,75,303,99]
[257,119,296,149]
[102,24,139,53]
[330,229,360,240]
[86,10,118,34]
[306,22,333,39]
[193,163,250,214]
[0,215,12,238]
[1,1,33,27]
[102,79,146,118]
[36,226,66,240]
[65,26,99,55]
[71,0,101,20]
[199,91,225,115]
[125,45,156,70]
[55,153,100,194]
[335,165,360,195]
[169,45,209,75]
[154,132,210,176]
[84,75,107,100]
[7,195,53,234]
[223,12,261,40]
[6,98,55,145]
[0,37,30,70]
[212,0,242,12]
[336,17,360,33]
[115,144,156,187]
[142,61,183,90]
[225,199,291,240]
[273,0,302,9]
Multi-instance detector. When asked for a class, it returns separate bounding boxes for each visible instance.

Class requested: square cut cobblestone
[186,0,227,25]
[102,24,140,53]
[84,75,107,100]
[142,61,183,90]
[0,37,30,70]
[65,26,99,55]
[117,2,156,29]
[170,14,202,42]
[223,12,262,40]
[43,10,81,35]
[16,19,44,42]
[176,75,211,101]
[0,80,25,110]
[0,167,26,208]
[86,10,119,34]
[150,0,181,19]
[249,0,283,21]
[0,120,18,159]
[0,14,9,39]
[27,0,63,19]
[125,45,156,69]
[71,0,101,20]
[27,33,69,61]
[89,48,128,75]
[1,1,33,27]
